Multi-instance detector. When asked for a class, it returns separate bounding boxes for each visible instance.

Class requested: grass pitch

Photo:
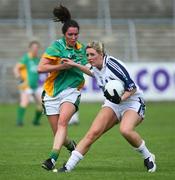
[0,102,175,180]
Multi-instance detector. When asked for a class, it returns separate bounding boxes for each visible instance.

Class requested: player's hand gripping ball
[104,79,124,104]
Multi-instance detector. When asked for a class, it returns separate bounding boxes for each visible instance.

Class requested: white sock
[69,112,79,125]
[65,150,84,171]
[135,140,151,159]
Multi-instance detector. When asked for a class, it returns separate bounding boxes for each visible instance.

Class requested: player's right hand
[104,89,121,104]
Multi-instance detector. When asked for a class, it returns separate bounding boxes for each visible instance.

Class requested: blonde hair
[86,41,105,55]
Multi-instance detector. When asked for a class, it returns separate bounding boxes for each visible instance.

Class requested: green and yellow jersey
[19,53,40,90]
[42,37,87,97]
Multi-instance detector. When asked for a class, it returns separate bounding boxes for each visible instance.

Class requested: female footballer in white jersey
[57,41,156,173]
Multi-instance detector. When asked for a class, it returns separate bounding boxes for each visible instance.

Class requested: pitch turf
[0,102,175,180]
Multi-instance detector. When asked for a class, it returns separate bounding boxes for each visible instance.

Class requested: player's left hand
[62,58,76,67]
[104,89,121,104]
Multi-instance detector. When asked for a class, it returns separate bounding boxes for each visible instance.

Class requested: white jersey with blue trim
[90,54,143,99]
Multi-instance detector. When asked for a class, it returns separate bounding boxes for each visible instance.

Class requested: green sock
[17,106,26,125]
[65,140,76,152]
[32,110,42,125]
[49,150,60,161]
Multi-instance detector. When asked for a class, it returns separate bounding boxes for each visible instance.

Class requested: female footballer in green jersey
[14,41,43,126]
[38,5,87,170]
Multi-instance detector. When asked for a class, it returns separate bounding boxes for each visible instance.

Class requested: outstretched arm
[13,63,22,78]
[62,59,93,77]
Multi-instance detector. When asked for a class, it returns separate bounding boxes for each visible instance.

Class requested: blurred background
[0,2,175,179]
[0,0,175,103]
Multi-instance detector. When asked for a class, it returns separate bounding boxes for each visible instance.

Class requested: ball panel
[105,79,124,97]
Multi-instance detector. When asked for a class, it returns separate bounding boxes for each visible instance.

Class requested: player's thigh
[120,109,142,131]
[59,102,76,125]
[87,107,118,139]
[20,92,30,106]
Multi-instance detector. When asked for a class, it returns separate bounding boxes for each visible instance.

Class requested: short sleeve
[42,41,62,60]
[19,55,27,65]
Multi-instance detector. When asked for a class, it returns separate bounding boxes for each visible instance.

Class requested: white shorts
[20,88,34,95]
[19,88,41,103]
[42,88,81,115]
[102,96,145,121]
[20,87,40,95]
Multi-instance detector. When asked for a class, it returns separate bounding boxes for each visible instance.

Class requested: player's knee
[119,126,131,137]
[57,119,68,127]
[20,102,28,107]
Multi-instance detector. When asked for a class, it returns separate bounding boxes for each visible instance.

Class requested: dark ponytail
[53,4,80,34]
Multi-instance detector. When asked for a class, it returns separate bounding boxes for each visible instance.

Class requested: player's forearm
[13,68,20,78]
[38,57,69,73]
[75,64,93,76]
[38,63,65,73]
[121,88,136,101]
[13,64,21,78]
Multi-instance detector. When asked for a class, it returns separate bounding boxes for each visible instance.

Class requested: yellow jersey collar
[63,37,82,50]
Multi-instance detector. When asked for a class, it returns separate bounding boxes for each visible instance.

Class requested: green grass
[0,102,175,180]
